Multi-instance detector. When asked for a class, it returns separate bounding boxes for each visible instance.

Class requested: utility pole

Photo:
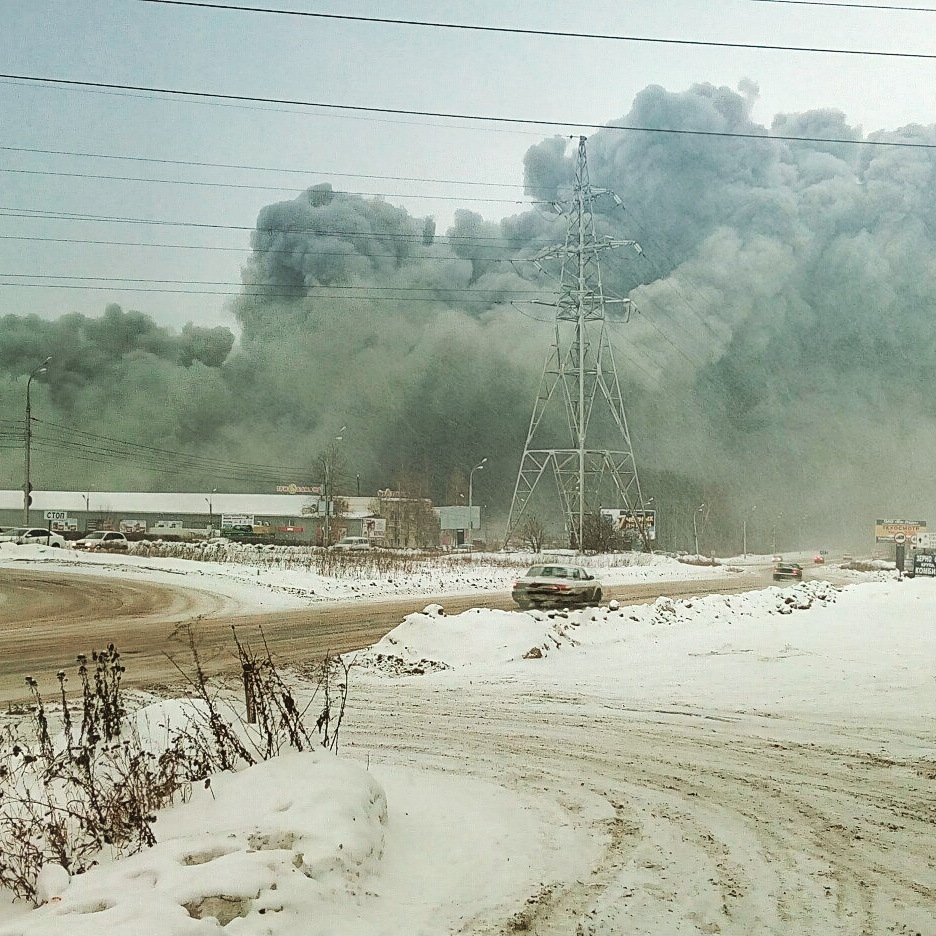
[693,504,705,556]
[23,357,50,525]
[319,454,329,546]
[468,457,487,549]
[505,136,645,552]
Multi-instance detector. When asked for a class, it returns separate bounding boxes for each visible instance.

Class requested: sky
[0,544,933,932]
[3,0,936,330]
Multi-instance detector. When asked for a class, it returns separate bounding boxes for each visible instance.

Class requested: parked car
[73,530,129,551]
[0,527,65,547]
[512,564,603,609]
[331,536,372,551]
[773,562,803,581]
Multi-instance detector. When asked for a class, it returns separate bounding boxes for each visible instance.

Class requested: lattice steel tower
[505,136,644,549]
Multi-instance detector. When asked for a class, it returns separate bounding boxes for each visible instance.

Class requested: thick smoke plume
[3,81,936,551]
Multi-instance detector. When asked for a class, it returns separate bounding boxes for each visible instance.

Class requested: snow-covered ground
[0,542,736,611]
[0,546,933,935]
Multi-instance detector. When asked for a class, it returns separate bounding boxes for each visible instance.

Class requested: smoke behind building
[3,81,935,549]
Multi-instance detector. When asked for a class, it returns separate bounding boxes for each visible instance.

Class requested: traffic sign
[894,532,907,544]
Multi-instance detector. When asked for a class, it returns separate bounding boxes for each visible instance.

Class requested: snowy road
[343,678,935,934]
[0,564,771,702]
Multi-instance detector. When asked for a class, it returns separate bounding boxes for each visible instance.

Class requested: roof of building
[0,491,379,519]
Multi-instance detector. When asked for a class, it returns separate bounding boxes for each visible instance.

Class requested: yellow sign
[875,519,926,543]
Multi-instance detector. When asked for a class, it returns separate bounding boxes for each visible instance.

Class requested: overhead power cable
[0,234,536,267]
[0,274,551,302]
[0,166,525,206]
[31,417,313,482]
[0,282,546,302]
[140,0,936,60]
[745,0,936,11]
[0,206,506,241]
[3,72,936,150]
[0,144,524,191]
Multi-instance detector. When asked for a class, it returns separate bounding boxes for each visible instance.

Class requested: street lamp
[23,357,51,525]
[693,503,705,556]
[468,457,487,548]
[206,488,218,534]
[319,427,346,547]
[743,505,756,558]
[319,454,329,546]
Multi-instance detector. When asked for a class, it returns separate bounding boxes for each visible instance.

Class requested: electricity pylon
[505,136,645,551]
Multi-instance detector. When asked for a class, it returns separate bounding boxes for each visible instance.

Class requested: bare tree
[518,515,546,552]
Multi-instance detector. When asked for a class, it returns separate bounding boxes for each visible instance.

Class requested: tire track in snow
[343,681,936,935]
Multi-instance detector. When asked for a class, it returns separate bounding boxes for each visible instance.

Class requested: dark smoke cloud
[4,82,936,552]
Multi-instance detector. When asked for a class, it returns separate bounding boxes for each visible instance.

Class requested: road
[4,562,924,933]
[0,566,777,703]
[341,679,936,935]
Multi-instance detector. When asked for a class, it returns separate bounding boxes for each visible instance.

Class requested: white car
[511,564,603,609]
[73,530,129,551]
[331,536,372,551]
[0,527,66,547]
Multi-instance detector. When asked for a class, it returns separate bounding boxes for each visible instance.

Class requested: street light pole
[319,427,346,547]
[206,488,218,535]
[743,505,756,558]
[23,357,50,525]
[319,454,329,546]
[645,497,657,551]
[468,457,487,548]
[693,503,705,556]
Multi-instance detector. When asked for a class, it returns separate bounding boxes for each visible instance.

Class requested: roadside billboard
[601,508,656,540]
[912,552,936,577]
[437,506,479,531]
[45,510,77,532]
[875,519,926,544]
[362,517,387,539]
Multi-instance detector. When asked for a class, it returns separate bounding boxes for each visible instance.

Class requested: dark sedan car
[773,562,803,581]
[512,564,603,609]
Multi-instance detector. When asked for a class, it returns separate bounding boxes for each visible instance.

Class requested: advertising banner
[601,508,656,540]
[875,519,926,543]
[913,552,936,577]
[362,517,387,539]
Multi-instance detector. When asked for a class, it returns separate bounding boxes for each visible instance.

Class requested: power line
[32,417,313,482]
[0,144,525,191]
[0,234,537,267]
[0,282,546,301]
[0,205,526,242]
[0,274,549,301]
[745,0,936,11]
[0,166,527,206]
[141,0,936,59]
[3,72,936,150]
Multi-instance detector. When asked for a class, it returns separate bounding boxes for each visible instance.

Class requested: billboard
[875,519,926,544]
[437,506,480,531]
[913,552,936,577]
[362,517,387,539]
[601,508,656,540]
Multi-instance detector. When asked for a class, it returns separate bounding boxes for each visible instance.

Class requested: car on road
[512,564,603,609]
[0,527,66,547]
[73,530,129,551]
[773,562,803,581]
[331,536,372,551]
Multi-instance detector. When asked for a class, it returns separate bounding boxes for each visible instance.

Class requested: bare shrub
[0,632,350,905]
